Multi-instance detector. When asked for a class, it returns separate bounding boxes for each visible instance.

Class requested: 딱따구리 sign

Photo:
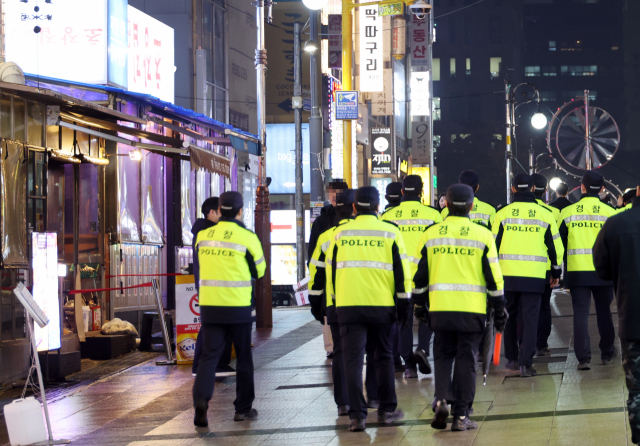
[370,127,393,175]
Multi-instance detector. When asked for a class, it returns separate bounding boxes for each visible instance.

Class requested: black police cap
[581,170,605,191]
[513,173,533,191]
[402,175,423,194]
[532,173,548,192]
[220,191,243,211]
[355,186,380,208]
[336,189,356,207]
[328,180,348,191]
[623,188,636,203]
[459,170,480,190]
[385,182,402,198]
[447,184,474,206]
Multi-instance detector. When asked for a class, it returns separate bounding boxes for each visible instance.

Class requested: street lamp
[549,177,562,191]
[304,40,317,53]
[301,0,327,10]
[531,112,548,130]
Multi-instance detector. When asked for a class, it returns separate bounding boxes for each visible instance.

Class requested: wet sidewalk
[1,293,634,446]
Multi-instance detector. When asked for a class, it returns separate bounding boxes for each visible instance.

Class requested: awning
[0,81,145,125]
[189,145,231,178]
[147,116,232,146]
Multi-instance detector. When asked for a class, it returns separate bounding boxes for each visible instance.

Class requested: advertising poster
[175,275,199,364]
[371,178,393,210]
[328,15,342,69]
[32,233,60,352]
[370,128,393,175]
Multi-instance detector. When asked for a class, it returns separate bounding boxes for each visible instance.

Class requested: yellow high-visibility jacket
[441,197,496,229]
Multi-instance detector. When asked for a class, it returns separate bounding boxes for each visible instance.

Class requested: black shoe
[577,360,591,370]
[377,409,404,424]
[602,348,616,365]
[349,418,366,432]
[414,349,432,375]
[194,401,208,428]
[536,347,551,357]
[505,359,519,371]
[338,405,350,416]
[394,362,405,373]
[367,399,379,409]
[327,352,334,359]
[520,366,537,377]
[403,364,418,379]
[431,400,449,430]
[451,415,478,431]
[234,408,258,421]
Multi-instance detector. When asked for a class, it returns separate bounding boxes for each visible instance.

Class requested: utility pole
[254,0,273,328]
[505,79,513,204]
[309,10,324,206]
[584,89,592,170]
[293,22,305,282]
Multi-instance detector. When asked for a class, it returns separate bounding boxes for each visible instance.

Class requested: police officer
[531,174,562,357]
[441,170,496,229]
[558,170,617,370]
[616,188,637,213]
[308,190,355,417]
[549,182,573,211]
[381,175,441,378]
[413,184,507,431]
[384,182,403,210]
[493,174,564,377]
[326,186,411,432]
[192,191,266,427]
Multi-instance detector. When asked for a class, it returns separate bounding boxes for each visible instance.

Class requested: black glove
[309,296,325,324]
[494,308,509,333]
[397,299,412,328]
[414,304,429,324]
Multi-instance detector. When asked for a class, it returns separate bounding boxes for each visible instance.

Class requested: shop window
[433,58,441,81]
[47,165,65,261]
[1,270,27,341]
[490,57,502,79]
[27,101,44,147]
[78,164,101,263]
[1,94,11,139]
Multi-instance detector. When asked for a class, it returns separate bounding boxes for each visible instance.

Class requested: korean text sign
[128,6,175,103]
[32,233,60,352]
[370,128,393,175]
[359,7,383,92]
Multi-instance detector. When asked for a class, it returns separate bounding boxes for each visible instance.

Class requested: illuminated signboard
[412,166,431,206]
[371,177,393,210]
[127,6,175,103]
[5,0,109,84]
[359,7,383,92]
[270,210,311,244]
[32,233,60,352]
[410,71,431,116]
[265,124,310,194]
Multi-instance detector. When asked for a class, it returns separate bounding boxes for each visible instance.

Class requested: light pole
[292,22,305,283]
[307,10,324,206]
[254,0,273,328]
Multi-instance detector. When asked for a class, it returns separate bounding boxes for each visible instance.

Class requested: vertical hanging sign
[411,15,429,67]
[328,15,342,69]
[370,128,393,174]
[372,68,393,116]
[359,7,384,92]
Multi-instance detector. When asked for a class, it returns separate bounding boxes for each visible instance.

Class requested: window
[549,41,556,51]
[525,66,540,77]
[451,134,457,143]
[1,270,27,341]
[466,58,471,76]
[433,135,441,148]
[540,91,558,102]
[541,66,557,76]
[490,57,501,79]
[489,17,501,44]
[202,0,227,122]
[450,58,456,78]
[433,97,441,121]
[562,91,597,101]
[433,58,441,81]
[560,65,597,76]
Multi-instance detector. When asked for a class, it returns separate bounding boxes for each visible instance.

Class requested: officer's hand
[494,308,509,333]
[618,195,624,207]
[550,277,560,288]
[310,305,324,323]
[414,304,429,324]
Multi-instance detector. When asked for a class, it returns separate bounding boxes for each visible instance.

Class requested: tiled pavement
[1,290,634,445]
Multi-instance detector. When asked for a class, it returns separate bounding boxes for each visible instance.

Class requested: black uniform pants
[504,291,541,367]
[192,322,254,413]
[537,283,553,349]
[398,318,433,365]
[341,323,396,420]
[621,339,640,444]
[365,336,379,401]
[570,286,615,362]
[192,328,232,374]
[329,323,348,406]
[433,330,482,417]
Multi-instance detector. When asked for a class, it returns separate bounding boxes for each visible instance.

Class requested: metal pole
[342,1,353,186]
[505,80,513,204]
[153,279,176,365]
[254,0,273,327]
[294,22,305,282]
[584,89,592,170]
[309,10,324,204]
[428,0,435,205]
[529,139,534,175]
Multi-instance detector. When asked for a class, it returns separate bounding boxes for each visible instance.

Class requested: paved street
[1,291,632,446]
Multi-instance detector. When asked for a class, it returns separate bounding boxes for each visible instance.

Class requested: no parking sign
[176,275,200,364]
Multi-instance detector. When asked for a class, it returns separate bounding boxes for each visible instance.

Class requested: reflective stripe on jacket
[558,195,615,287]
[413,216,505,332]
[326,214,411,324]
[493,193,564,292]
[196,218,266,323]
[441,197,496,229]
